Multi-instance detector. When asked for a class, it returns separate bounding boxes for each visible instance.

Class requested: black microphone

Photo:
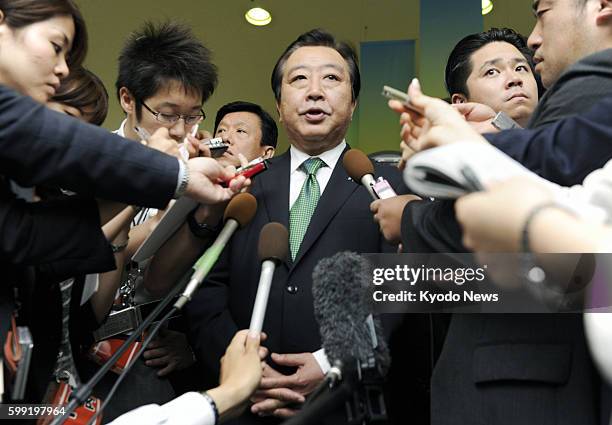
[312,251,390,376]
[285,252,390,425]
[249,222,289,334]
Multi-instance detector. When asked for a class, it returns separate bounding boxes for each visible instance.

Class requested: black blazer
[186,147,405,384]
[0,84,178,208]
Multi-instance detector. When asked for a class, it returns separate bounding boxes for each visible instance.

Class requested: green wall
[75,0,536,154]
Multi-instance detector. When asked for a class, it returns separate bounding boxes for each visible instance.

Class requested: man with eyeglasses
[114,22,215,145]
[85,20,219,422]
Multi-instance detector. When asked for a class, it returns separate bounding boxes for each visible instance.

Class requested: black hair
[445,27,536,98]
[52,67,108,125]
[0,0,87,67]
[271,28,360,102]
[214,101,278,148]
[115,21,217,120]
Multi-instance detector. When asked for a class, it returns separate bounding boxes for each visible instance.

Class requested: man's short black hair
[445,27,536,98]
[115,21,218,120]
[214,101,278,148]
[270,28,360,102]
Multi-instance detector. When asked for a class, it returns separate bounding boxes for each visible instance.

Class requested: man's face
[528,0,592,88]
[456,41,538,126]
[214,111,274,167]
[120,79,203,142]
[277,46,356,155]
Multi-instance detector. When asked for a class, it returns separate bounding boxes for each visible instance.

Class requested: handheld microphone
[312,251,390,373]
[343,149,397,200]
[249,222,289,334]
[174,192,257,309]
[285,252,389,425]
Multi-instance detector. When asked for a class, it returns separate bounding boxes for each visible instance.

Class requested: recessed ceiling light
[482,0,493,15]
[245,7,272,26]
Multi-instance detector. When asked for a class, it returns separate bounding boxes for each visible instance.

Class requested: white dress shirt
[288,140,346,374]
[108,391,215,425]
[289,141,346,209]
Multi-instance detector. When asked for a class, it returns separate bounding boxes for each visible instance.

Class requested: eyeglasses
[141,101,205,126]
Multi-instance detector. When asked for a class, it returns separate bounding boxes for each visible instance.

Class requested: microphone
[285,252,389,425]
[174,192,257,309]
[312,251,390,374]
[343,149,397,200]
[249,222,289,334]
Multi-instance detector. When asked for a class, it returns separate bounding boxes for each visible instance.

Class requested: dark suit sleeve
[185,245,238,386]
[0,186,114,275]
[0,85,178,208]
[487,95,612,186]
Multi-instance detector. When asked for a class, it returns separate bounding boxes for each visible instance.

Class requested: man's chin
[216,158,239,168]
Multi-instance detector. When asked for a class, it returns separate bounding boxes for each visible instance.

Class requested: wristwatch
[187,208,221,239]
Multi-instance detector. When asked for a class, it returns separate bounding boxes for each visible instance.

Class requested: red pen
[221,160,268,187]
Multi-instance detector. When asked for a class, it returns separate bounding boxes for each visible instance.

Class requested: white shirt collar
[114,119,127,137]
[290,140,347,174]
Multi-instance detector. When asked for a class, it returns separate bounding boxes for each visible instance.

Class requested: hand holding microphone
[184,157,251,205]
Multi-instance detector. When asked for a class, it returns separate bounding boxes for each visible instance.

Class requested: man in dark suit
[0,83,246,360]
[185,29,405,423]
[390,1,612,424]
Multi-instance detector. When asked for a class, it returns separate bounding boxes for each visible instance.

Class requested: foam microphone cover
[223,192,257,227]
[258,222,289,262]
[312,251,389,369]
[343,149,375,182]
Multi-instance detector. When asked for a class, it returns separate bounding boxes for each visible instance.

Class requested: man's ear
[595,0,612,25]
[119,87,135,115]
[275,101,282,122]
[451,93,468,104]
[262,146,275,159]
[349,99,358,121]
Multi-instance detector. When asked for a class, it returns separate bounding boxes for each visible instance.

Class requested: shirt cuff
[313,348,331,374]
[109,392,216,425]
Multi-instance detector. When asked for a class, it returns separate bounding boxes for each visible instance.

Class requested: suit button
[286,285,298,294]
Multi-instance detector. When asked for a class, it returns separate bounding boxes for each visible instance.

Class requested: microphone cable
[50,278,185,425]
[86,305,178,425]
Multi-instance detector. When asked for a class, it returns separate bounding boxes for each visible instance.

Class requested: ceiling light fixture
[482,0,493,15]
[245,7,272,26]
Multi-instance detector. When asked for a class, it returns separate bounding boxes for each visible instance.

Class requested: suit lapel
[257,150,291,269]
[291,147,358,271]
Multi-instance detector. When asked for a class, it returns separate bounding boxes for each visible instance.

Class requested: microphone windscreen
[224,192,257,227]
[258,222,289,262]
[312,251,389,369]
[343,149,375,182]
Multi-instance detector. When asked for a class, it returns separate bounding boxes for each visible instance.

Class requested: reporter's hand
[370,194,421,244]
[388,79,488,152]
[207,330,264,419]
[455,176,553,252]
[143,329,195,377]
[184,157,250,204]
[146,127,180,158]
[453,102,499,134]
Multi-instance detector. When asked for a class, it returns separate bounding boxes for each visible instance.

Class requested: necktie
[289,157,326,260]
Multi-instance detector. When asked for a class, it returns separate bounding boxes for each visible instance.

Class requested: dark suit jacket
[0,83,177,354]
[186,146,406,423]
[0,84,178,207]
[401,53,612,425]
